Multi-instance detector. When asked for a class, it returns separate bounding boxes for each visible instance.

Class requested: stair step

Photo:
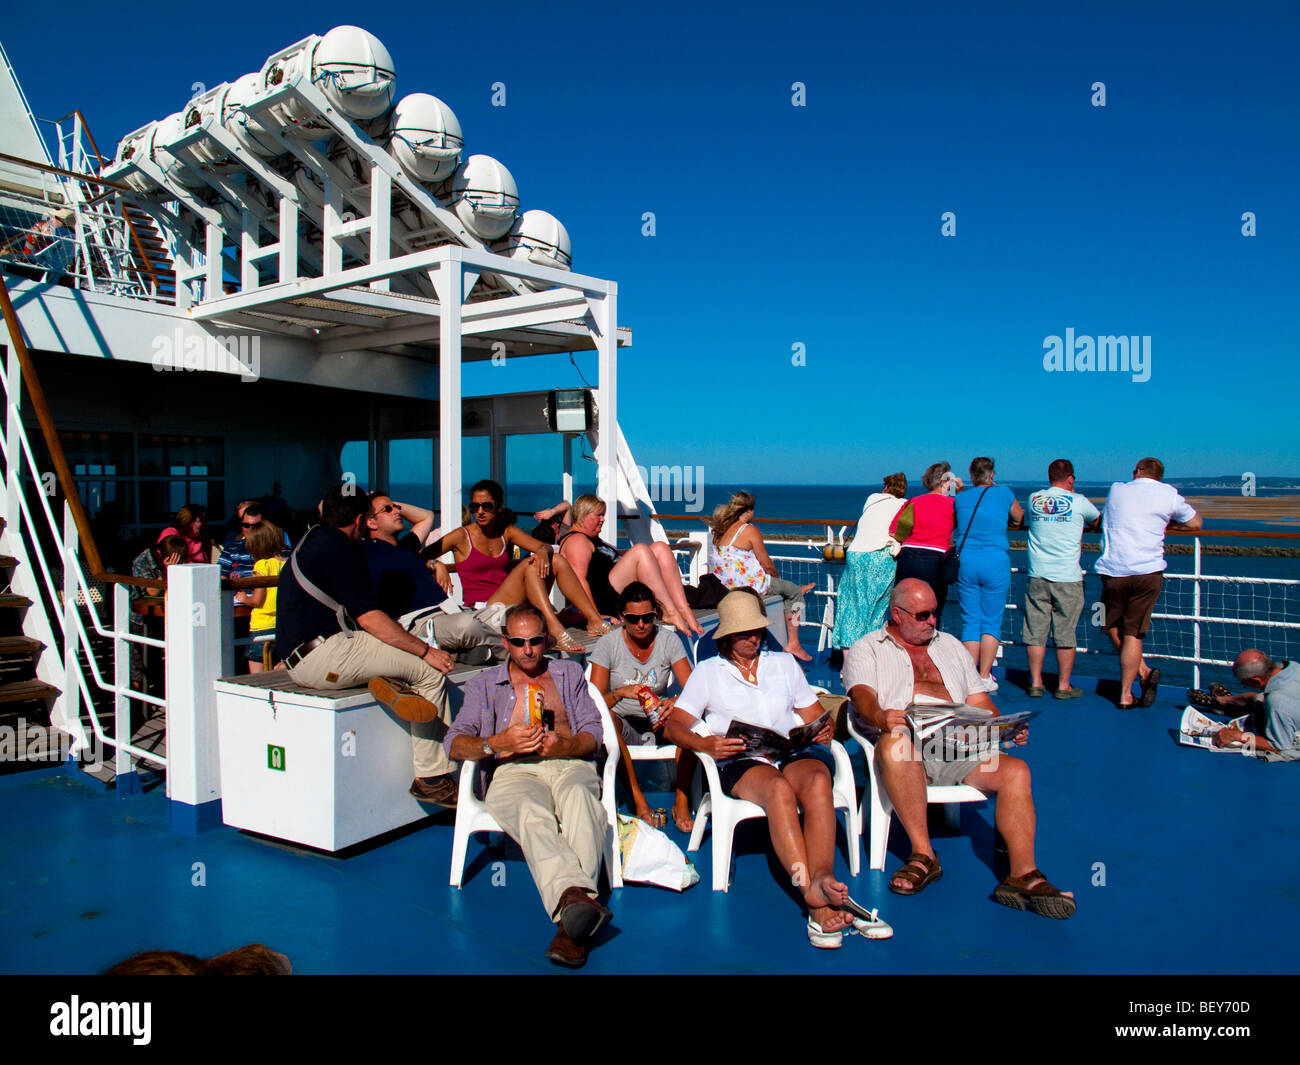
[0,636,42,657]
[0,594,31,610]
[0,679,58,703]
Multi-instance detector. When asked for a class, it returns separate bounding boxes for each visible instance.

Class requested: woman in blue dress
[953,457,1024,690]
[831,473,908,650]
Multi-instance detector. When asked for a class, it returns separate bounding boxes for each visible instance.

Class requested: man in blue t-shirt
[1022,459,1101,699]
[363,492,501,667]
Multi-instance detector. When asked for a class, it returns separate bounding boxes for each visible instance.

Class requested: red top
[459,537,510,605]
[889,494,955,551]
[157,526,209,564]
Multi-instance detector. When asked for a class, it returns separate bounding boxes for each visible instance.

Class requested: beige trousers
[287,630,452,777]
[484,759,604,919]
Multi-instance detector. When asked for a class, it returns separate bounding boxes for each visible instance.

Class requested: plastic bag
[616,814,699,891]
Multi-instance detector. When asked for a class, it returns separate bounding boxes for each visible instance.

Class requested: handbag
[944,486,990,585]
[892,500,916,543]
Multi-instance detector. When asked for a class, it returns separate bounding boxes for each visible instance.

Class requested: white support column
[205,222,223,301]
[278,198,298,284]
[370,168,391,292]
[562,433,574,504]
[240,209,259,292]
[435,252,464,533]
[593,287,618,544]
[322,175,343,276]
[164,564,224,833]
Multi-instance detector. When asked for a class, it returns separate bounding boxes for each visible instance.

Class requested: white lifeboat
[504,210,571,289]
[260,26,396,136]
[451,155,519,241]
[387,93,463,184]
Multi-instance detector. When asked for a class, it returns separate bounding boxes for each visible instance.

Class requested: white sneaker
[842,895,894,939]
[980,676,999,693]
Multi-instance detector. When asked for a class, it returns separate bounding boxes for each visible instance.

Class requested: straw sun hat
[713,590,771,641]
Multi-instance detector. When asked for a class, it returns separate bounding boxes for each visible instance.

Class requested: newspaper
[1178,707,1256,754]
[724,710,832,764]
[905,703,1039,757]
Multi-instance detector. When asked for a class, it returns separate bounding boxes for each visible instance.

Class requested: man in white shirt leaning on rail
[842,578,1076,919]
[1095,458,1201,709]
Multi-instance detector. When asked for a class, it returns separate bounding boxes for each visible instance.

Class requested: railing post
[164,563,224,833]
[1193,536,1202,688]
[112,583,139,795]
[59,505,87,764]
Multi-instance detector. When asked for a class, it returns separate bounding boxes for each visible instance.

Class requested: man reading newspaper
[842,578,1076,919]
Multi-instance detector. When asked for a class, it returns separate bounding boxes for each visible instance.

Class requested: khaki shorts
[1100,572,1164,638]
[923,755,993,787]
[1021,577,1085,648]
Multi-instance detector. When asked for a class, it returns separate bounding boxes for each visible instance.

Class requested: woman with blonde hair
[242,520,287,673]
[708,491,815,660]
[558,494,703,636]
[831,474,908,650]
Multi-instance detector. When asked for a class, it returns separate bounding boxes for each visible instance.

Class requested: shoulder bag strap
[955,487,991,557]
[287,527,355,639]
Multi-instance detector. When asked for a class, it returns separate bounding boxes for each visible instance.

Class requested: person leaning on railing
[707,491,814,658]
[890,462,960,623]
[831,474,908,653]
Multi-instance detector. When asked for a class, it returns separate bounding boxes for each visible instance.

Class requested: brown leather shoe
[554,886,612,943]
[369,677,440,723]
[409,774,458,808]
[545,926,587,968]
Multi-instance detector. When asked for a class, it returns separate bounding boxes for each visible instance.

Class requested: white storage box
[214,672,428,851]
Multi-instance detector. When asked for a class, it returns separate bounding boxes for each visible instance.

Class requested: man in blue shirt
[1022,460,1101,698]
[362,492,500,667]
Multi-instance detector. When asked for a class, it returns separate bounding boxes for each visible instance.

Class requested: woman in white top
[667,590,892,948]
[708,491,816,661]
[831,473,909,651]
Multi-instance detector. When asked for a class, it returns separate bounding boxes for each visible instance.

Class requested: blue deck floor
[2,665,1297,975]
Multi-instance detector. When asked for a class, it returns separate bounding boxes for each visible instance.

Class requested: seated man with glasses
[842,578,1076,919]
[589,581,697,831]
[446,603,612,968]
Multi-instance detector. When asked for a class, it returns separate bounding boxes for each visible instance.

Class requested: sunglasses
[732,629,766,640]
[240,520,259,528]
[895,606,939,622]
[623,611,656,624]
[373,503,399,515]
[468,501,497,512]
[506,635,547,648]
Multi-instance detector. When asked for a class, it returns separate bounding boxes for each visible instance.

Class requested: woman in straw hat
[666,590,892,948]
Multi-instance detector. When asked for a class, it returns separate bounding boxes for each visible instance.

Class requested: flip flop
[841,895,894,939]
[1139,668,1161,708]
[1027,685,1045,698]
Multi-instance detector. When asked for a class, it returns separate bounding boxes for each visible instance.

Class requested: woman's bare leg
[649,541,703,635]
[486,562,569,638]
[551,553,611,634]
[609,544,700,635]
[614,727,654,823]
[734,763,849,932]
[672,748,696,832]
[784,612,812,661]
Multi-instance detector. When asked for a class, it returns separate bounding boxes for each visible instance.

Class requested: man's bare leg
[965,755,1072,900]
[1026,644,1047,689]
[874,731,935,889]
[1118,634,1146,707]
[1056,647,1077,691]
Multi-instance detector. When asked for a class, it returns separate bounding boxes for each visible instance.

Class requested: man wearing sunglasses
[446,603,612,967]
[363,492,501,669]
[842,578,1075,919]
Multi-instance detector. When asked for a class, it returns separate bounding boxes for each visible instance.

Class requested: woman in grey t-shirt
[589,582,696,830]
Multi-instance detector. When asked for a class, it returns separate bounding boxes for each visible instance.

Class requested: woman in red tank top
[424,480,612,653]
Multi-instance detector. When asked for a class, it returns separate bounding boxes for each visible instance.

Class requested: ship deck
[1,659,1296,976]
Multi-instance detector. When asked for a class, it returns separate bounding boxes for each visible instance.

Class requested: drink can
[635,685,659,716]
[526,684,545,728]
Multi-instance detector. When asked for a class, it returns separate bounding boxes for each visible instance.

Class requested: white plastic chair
[844,711,986,872]
[686,723,861,892]
[448,680,620,889]
[589,677,682,889]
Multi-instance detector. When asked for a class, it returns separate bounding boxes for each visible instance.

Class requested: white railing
[673,524,1300,689]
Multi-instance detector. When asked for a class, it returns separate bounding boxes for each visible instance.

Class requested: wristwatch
[482,739,494,758]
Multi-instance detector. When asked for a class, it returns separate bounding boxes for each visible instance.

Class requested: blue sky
[6,1,1298,484]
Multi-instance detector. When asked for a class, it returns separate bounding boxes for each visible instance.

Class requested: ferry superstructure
[1,28,1297,979]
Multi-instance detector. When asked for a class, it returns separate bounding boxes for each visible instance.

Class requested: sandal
[1187,688,1223,711]
[806,915,845,949]
[841,895,894,939]
[587,620,616,637]
[992,868,1076,919]
[1210,682,1233,699]
[888,852,943,896]
[1139,668,1161,708]
[553,631,587,655]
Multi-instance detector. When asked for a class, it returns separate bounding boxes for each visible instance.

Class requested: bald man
[842,577,1075,918]
[1209,650,1300,761]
